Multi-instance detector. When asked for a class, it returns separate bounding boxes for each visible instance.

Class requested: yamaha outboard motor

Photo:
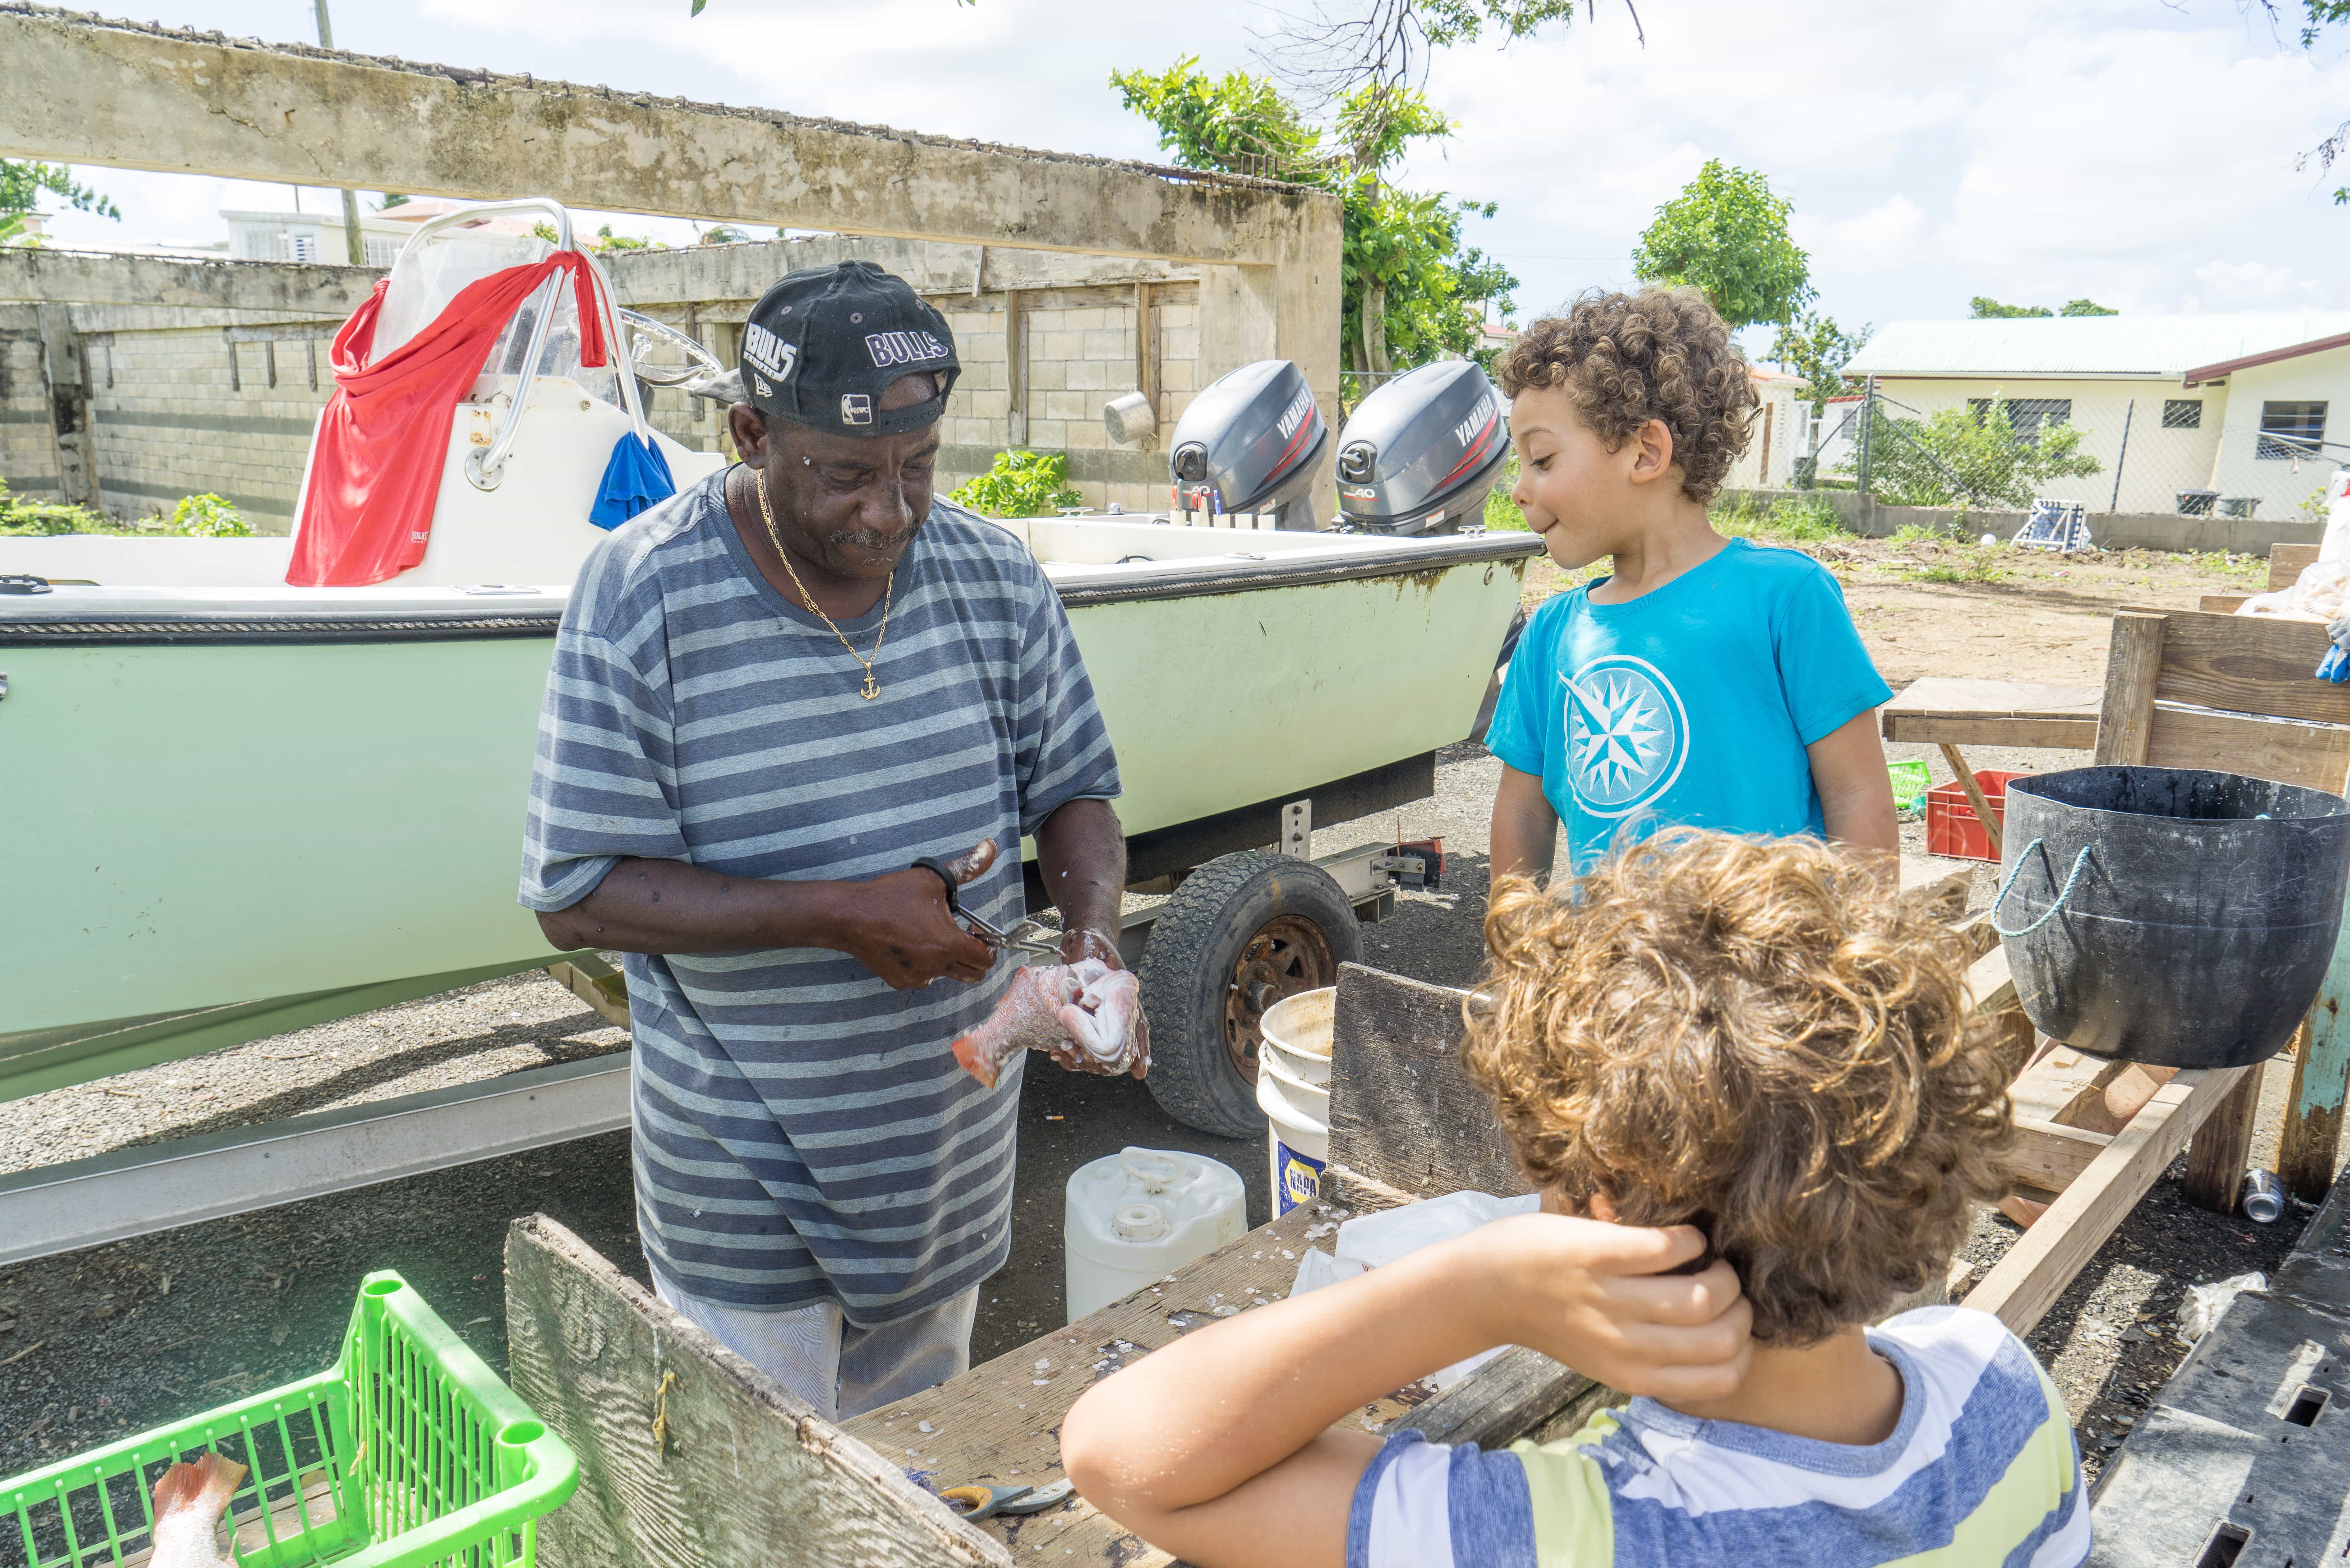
[1167,359,1329,530]
[1334,360,1510,535]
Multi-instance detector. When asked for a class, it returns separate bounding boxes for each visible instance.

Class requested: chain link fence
[1800,381,2341,524]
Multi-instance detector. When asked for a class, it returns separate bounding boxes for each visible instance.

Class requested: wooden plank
[2006,1117,2115,1192]
[2143,706,2350,791]
[2145,608,2350,729]
[1394,1346,1594,1449]
[2270,541,2320,592]
[503,1216,1009,1568]
[548,955,631,1028]
[2199,593,2252,614]
[2181,1062,2264,1213]
[2283,910,2350,1202]
[1327,963,1528,1200]
[1963,1066,2249,1335]
[1884,715,2098,749]
[2095,612,2166,766]
[839,1201,1431,1567]
[1883,677,2105,724]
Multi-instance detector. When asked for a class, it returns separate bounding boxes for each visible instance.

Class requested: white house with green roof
[1843,312,2350,517]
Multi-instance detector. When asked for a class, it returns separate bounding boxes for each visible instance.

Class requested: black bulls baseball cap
[738,260,960,438]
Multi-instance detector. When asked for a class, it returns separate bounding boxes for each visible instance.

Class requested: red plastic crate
[1925,770,2031,861]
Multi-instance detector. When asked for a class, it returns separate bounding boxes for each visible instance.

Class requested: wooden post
[503,1215,1009,1568]
[1133,281,1159,438]
[2281,920,2350,1202]
[2181,1062,2263,1214]
[2094,612,2165,766]
[1327,963,1526,1200]
[1004,288,1027,449]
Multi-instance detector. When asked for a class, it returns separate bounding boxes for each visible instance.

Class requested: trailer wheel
[1138,849,1364,1139]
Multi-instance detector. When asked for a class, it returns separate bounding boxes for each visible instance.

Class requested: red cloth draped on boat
[287,253,607,587]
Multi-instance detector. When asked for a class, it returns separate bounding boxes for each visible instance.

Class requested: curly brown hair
[1462,831,2017,1345]
[1497,288,1761,505]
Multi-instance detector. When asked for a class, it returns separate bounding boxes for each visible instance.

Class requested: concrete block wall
[0,330,55,498]
[4,238,1215,537]
[82,323,335,531]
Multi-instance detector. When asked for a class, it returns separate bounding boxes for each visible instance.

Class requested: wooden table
[1879,676,2103,852]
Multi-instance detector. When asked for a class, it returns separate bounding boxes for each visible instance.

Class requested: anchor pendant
[860,675,880,700]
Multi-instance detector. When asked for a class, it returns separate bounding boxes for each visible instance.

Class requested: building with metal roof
[1839,313,2350,518]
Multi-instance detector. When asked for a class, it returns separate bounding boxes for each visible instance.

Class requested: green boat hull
[0,534,1533,1098]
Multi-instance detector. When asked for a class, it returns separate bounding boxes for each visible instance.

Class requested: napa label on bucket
[1276,1140,1326,1215]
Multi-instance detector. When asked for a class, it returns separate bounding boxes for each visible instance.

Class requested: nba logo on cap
[841,393,872,426]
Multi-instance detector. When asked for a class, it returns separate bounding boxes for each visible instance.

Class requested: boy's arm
[1490,765,1562,884]
[1060,1216,1749,1568]
[1808,712,1899,862]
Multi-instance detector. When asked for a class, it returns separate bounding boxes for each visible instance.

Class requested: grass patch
[1712,494,1853,546]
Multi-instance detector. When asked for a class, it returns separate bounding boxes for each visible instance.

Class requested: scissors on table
[912,856,1064,961]
[937,1478,1076,1522]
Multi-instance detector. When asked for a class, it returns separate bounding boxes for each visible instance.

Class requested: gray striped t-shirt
[519,467,1120,1322]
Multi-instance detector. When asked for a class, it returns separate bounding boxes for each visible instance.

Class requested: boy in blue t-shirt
[1059,833,2084,1568]
[1482,288,1895,878]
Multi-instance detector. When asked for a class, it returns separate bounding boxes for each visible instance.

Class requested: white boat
[0,201,1536,1135]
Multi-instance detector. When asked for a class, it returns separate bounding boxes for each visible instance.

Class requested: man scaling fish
[521,261,1146,1422]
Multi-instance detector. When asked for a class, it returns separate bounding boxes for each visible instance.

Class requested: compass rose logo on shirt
[1562,655,1689,818]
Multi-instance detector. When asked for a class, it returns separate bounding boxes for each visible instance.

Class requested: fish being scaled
[148,1452,246,1568]
[951,959,1150,1089]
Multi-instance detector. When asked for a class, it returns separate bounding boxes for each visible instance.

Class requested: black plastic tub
[1996,766,2350,1068]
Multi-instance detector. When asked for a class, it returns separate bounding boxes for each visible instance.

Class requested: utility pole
[314,0,366,267]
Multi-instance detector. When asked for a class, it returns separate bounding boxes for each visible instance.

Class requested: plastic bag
[2239,560,2350,623]
[1287,1191,1543,1391]
[2177,1272,2265,1344]
[1332,1190,1543,1270]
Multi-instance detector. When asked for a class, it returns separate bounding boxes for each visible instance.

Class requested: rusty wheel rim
[1224,914,1337,1086]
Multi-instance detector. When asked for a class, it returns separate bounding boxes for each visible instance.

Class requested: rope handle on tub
[1990,838,2096,937]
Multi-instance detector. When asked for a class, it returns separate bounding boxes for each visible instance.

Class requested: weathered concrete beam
[605,235,1198,309]
[0,4,1330,268]
[0,246,382,312]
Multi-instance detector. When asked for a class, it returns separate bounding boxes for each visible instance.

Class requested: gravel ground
[0,739,2333,1489]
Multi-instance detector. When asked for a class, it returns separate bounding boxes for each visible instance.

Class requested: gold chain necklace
[751,468,894,701]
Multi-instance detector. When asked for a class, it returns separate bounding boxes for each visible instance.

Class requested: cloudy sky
[29,0,2350,340]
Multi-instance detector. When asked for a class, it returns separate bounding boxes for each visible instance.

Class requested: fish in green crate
[148,1452,245,1568]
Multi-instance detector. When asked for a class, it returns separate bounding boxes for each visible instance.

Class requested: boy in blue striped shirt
[1063,832,2084,1567]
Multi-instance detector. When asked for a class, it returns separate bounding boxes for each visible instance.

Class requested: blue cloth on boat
[589,431,677,529]
[1483,538,1890,872]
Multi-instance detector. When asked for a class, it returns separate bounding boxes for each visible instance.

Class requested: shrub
[167,492,251,537]
[1848,394,2099,509]
[950,450,1085,518]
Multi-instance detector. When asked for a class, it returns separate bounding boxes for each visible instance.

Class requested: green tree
[1849,394,2100,509]
[1631,161,1812,329]
[1768,311,1872,415]
[1969,295,2116,317]
[2286,1,2350,199]
[1111,59,1516,393]
[1,160,118,245]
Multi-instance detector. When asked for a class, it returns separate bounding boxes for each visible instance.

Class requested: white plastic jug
[1064,1147,1247,1322]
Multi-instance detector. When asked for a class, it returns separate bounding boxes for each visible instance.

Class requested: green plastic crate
[1888,758,1932,817]
[2,1272,575,1568]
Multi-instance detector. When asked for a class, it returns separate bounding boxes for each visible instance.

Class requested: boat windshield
[368,225,623,411]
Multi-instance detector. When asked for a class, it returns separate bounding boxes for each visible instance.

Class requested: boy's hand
[1457,1213,1752,1402]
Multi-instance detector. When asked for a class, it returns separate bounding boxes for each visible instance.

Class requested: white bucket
[1064,1146,1246,1322]
[1257,1049,1330,1216]
[1260,986,1335,1088]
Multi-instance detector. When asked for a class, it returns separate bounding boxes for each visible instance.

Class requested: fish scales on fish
[951,959,1150,1088]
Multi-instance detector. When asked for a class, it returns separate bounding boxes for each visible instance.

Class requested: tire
[1138,849,1364,1139]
